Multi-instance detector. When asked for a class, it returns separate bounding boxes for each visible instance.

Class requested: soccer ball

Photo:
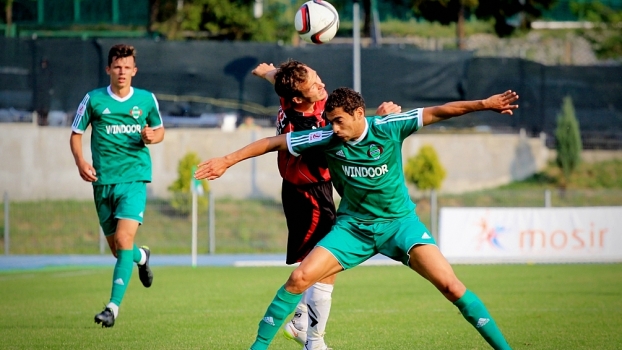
[295,0,340,44]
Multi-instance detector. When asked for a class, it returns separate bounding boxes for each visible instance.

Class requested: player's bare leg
[95,219,150,327]
[251,247,342,350]
[408,244,512,350]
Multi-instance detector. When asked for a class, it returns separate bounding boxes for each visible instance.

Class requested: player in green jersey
[69,44,165,328]
[195,87,518,350]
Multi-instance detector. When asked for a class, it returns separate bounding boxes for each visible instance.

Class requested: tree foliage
[168,152,209,215]
[404,145,446,190]
[572,1,622,60]
[149,0,292,41]
[554,96,582,185]
[410,0,555,37]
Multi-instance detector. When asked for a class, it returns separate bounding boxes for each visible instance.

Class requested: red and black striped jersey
[276,97,331,185]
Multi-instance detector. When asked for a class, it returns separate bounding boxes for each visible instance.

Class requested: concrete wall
[0,124,549,201]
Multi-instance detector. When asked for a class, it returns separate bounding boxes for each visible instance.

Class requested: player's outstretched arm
[194,134,288,181]
[422,90,519,126]
[252,63,277,85]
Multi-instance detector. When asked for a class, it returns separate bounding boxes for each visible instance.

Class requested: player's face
[326,106,366,142]
[295,67,327,103]
[106,56,137,90]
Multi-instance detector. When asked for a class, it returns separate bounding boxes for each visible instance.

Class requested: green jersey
[72,86,163,185]
[287,108,424,221]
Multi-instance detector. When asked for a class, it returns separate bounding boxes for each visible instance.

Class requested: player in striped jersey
[195,87,518,350]
[70,44,164,328]
[252,60,401,350]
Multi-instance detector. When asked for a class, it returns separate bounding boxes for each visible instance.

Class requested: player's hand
[77,160,97,182]
[194,157,229,181]
[484,90,519,115]
[376,101,401,116]
[141,124,155,144]
[252,63,276,79]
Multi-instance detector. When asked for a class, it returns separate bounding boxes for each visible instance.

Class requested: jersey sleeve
[71,93,92,134]
[286,125,333,156]
[373,108,423,141]
[146,93,164,129]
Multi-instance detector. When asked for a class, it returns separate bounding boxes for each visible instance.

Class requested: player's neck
[352,117,367,140]
[293,101,315,114]
[110,85,132,98]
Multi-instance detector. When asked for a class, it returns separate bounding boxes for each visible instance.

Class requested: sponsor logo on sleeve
[308,131,323,143]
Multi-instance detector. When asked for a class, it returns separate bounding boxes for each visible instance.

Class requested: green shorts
[93,182,147,237]
[317,212,437,270]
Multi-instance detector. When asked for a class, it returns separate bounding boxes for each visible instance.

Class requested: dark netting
[0,38,620,148]
[10,0,148,25]
[0,38,32,111]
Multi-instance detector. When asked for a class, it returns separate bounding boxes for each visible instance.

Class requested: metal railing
[1,189,621,255]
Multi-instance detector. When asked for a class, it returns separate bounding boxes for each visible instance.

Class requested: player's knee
[441,279,466,301]
[287,269,316,293]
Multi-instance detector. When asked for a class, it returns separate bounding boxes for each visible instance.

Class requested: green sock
[250,285,303,350]
[454,290,512,350]
[110,249,134,307]
[132,244,142,264]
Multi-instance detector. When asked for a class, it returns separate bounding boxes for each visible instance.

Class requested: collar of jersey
[107,86,134,102]
[346,118,369,146]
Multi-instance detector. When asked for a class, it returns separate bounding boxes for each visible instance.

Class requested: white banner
[439,207,622,263]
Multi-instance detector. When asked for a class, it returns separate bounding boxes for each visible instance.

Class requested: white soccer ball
[295,0,340,44]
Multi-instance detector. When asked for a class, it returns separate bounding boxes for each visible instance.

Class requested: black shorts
[281,180,336,264]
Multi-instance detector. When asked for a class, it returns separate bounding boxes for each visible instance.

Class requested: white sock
[138,248,147,265]
[106,302,119,319]
[292,291,309,332]
[306,282,334,350]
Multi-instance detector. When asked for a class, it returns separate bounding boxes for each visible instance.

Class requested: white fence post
[545,189,552,207]
[208,191,215,255]
[431,189,438,243]
[4,191,9,255]
[191,191,198,268]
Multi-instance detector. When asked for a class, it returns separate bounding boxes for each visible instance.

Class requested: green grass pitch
[1,263,621,349]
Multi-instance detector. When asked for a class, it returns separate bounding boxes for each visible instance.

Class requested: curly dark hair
[325,87,366,116]
[108,44,136,67]
[274,59,309,101]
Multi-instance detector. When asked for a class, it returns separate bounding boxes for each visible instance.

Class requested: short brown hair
[107,44,136,67]
[325,87,366,116]
[274,59,309,101]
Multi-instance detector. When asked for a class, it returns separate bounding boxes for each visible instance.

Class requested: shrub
[404,145,446,190]
[168,152,209,215]
[555,96,582,186]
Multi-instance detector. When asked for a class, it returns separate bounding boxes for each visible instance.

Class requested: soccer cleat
[138,246,153,288]
[304,343,332,350]
[94,307,115,328]
[283,319,307,346]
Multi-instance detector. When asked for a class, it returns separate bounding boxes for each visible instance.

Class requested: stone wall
[0,124,549,201]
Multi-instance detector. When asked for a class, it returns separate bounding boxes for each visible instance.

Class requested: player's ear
[132,66,137,76]
[355,106,365,118]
